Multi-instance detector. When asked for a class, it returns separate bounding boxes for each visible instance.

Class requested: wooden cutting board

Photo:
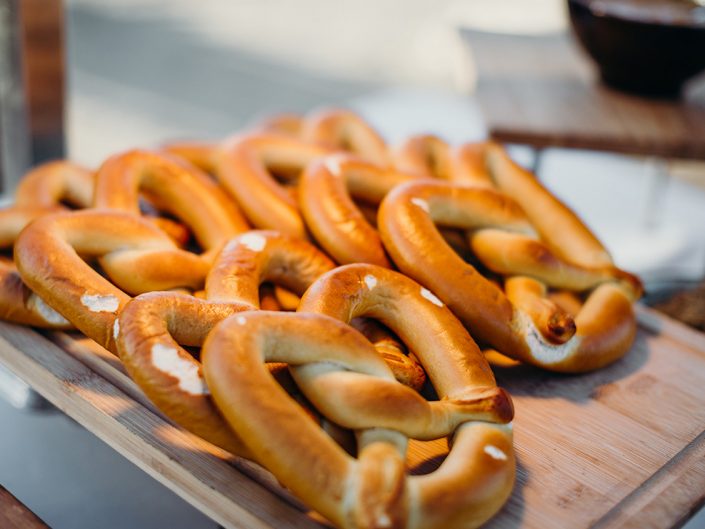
[0,305,703,529]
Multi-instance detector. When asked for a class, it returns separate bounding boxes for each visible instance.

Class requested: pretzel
[94,149,249,260]
[14,160,94,207]
[114,231,333,452]
[217,134,330,238]
[300,108,389,166]
[379,180,641,372]
[393,135,490,186]
[0,161,95,327]
[299,154,416,266]
[117,231,426,452]
[350,317,426,392]
[14,210,209,350]
[202,306,514,529]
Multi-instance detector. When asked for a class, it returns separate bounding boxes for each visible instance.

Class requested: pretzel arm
[94,149,249,258]
[303,108,388,166]
[486,144,613,268]
[504,277,575,344]
[217,134,329,238]
[117,291,252,456]
[393,134,452,180]
[205,230,335,306]
[469,229,619,291]
[15,160,94,208]
[351,317,426,392]
[162,141,221,174]
[0,258,71,328]
[299,155,414,267]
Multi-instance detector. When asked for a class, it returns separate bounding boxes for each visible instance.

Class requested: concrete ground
[2,1,705,528]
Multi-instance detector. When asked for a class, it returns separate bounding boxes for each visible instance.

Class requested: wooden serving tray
[0,306,703,529]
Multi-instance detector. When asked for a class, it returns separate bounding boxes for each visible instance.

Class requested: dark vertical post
[0,0,32,195]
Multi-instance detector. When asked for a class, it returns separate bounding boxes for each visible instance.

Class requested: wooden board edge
[591,429,705,529]
[0,321,321,529]
[46,330,314,514]
[636,304,705,355]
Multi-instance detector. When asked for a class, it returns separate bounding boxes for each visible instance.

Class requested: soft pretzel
[379,180,641,372]
[299,154,416,267]
[253,108,388,166]
[0,208,67,327]
[115,230,333,454]
[94,149,249,261]
[393,134,453,180]
[15,160,94,208]
[203,308,514,529]
[0,161,93,327]
[14,210,209,351]
[217,134,330,238]
[301,108,389,166]
[117,231,425,451]
[393,135,490,187]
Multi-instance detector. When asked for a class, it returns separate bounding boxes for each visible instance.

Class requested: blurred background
[1,0,705,527]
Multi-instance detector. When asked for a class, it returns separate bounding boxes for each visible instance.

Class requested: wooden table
[0,306,703,529]
[0,485,50,529]
[460,30,705,161]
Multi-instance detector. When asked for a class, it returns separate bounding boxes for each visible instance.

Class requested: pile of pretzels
[1,109,642,529]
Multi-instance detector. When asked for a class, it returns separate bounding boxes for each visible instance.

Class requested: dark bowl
[568,0,705,98]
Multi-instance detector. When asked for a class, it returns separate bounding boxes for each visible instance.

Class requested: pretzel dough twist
[393,135,488,186]
[254,108,389,166]
[299,154,417,267]
[379,180,641,372]
[0,161,93,327]
[217,134,330,238]
[300,108,389,166]
[203,300,514,528]
[14,210,209,350]
[116,231,334,454]
[94,149,249,260]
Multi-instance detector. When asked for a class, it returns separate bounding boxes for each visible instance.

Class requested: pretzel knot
[94,149,249,260]
[203,307,514,529]
[0,161,93,327]
[14,210,210,351]
[117,231,427,454]
[379,180,642,372]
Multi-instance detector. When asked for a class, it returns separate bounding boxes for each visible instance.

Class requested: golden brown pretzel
[378,180,641,372]
[203,306,514,529]
[393,135,491,186]
[393,134,452,180]
[93,149,249,260]
[14,210,209,350]
[15,160,94,207]
[117,231,425,451]
[299,154,417,267]
[301,108,389,166]
[0,161,94,327]
[116,231,334,454]
[253,108,388,166]
[217,134,330,238]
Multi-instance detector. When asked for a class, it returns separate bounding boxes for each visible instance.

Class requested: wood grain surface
[0,485,50,529]
[462,30,705,160]
[0,306,703,529]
